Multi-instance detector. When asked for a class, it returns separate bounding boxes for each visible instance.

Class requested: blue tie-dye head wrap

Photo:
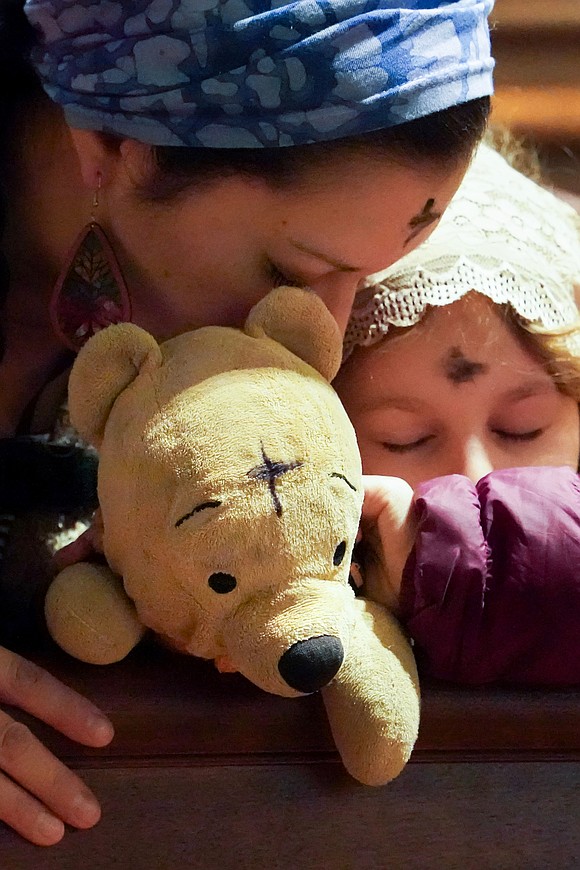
[24,0,495,149]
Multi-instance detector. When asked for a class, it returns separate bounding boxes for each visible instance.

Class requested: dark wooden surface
[10,642,580,766]
[0,642,578,868]
[2,762,579,870]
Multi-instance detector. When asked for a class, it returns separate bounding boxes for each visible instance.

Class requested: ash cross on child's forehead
[442,346,489,385]
[405,198,441,246]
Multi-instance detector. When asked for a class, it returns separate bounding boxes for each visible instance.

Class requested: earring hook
[91,173,103,224]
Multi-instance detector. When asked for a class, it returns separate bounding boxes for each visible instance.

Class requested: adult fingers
[0,647,113,748]
[0,712,101,845]
[53,509,104,572]
[52,529,95,572]
[0,768,64,846]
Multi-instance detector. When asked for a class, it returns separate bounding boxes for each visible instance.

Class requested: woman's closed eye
[266,260,306,289]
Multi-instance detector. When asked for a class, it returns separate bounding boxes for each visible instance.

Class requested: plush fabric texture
[25,0,494,147]
[400,466,580,686]
[45,286,420,785]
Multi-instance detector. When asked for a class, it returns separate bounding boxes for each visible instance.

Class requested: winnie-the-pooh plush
[44,286,419,786]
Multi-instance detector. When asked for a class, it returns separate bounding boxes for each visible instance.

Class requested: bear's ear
[244,286,343,382]
[68,323,163,447]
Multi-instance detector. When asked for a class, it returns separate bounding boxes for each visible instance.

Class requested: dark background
[490,0,580,198]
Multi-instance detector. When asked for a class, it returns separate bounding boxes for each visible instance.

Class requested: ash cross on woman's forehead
[405,198,441,246]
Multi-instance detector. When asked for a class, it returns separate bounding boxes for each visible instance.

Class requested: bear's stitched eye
[208,572,237,594]
[333,541,347,566]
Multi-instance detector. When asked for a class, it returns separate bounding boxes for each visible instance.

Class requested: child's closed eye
[493,428,544,442]
[382,435,435,453]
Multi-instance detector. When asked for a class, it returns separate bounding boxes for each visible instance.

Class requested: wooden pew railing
[0,642,577,869]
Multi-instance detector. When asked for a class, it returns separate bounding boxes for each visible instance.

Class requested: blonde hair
[483,125,543,184]
[482,128,580,401]
[511,313,580,402]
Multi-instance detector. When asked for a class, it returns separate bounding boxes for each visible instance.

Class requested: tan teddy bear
[45,285,420,786]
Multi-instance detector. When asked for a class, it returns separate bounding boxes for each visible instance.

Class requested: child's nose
[459,438,495,484]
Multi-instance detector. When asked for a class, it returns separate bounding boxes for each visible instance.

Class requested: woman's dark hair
[0,0,37,88]
[0,0,41,359]
[0,0,490,321]
[147,97,491,200]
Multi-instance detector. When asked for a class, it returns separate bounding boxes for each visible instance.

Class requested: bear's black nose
[278,636,344,694]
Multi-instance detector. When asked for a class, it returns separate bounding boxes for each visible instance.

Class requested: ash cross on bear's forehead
[247,445,358,517]
[247,444,303,518]
[443,346,489,385]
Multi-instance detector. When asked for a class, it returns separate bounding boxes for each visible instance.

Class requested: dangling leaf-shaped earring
[50,180,131,351]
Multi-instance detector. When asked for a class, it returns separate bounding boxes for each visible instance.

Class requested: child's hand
[0,646,113,846]
[360,475,417,612]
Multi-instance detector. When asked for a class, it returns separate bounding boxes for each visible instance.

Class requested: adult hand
[52,508,104,573]
[0,646,113,846]
[360,475,417,611]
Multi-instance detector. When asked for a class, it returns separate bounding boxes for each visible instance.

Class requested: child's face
[335,296,580,489]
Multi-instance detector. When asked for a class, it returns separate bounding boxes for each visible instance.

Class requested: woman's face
[104,145,467,338]
[335,295,580,489]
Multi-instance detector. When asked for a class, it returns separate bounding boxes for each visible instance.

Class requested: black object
[0,437,99,512]
[278,635,344,694]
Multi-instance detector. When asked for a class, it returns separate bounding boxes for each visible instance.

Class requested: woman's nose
[309,273,362,335]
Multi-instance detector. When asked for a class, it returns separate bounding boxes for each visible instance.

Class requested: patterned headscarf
[24,0,494,148]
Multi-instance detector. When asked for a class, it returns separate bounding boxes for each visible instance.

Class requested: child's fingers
[0,712,102,844]
[361,476,417,606]
[0,647,113,747]
[361,475,414,523]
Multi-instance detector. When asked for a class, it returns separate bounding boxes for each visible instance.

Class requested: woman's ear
[67,128,122,191]
[118,138,156,180]
[68,129,154,195]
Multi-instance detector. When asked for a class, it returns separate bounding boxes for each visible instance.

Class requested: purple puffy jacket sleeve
[399,466,580,686]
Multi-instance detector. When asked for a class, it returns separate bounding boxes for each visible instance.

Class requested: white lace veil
[344,144,580,357]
